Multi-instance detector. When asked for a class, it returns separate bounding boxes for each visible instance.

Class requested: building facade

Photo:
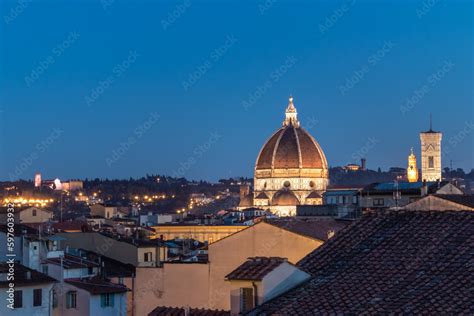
[150,225,247,244]
[0,206,53,224]
[0,264,56,316]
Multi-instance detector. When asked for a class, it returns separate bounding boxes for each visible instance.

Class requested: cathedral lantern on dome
[407,147,419,183]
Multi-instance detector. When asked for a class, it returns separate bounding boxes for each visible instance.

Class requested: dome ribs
[273,127,300,169]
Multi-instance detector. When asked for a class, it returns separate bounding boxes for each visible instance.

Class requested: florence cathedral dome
[239,96,329,216]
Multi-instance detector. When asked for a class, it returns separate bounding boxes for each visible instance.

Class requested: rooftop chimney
[421,180,428,197]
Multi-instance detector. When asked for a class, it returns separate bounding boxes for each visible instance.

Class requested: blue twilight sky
[0,0,473,182]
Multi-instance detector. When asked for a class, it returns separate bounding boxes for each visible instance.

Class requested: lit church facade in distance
[239,97,329,216]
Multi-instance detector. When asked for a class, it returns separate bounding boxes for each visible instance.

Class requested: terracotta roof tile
[434,194,474,209]
[256,126,327,170]
[226,257,287,281]
[265,218,349,241]
[148,306,229,316]
[254,192,269,200]
[65,277,128,295]
[0,263,57,288]
[251,210,474,314]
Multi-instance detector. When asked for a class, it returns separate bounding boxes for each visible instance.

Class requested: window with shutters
[373,198,384,206]
[144,252,153,262]
[240,288,254,313]
[33,289,42,307]
[13,290,23,308]
[100,293,114,307]
[66,291,77,309]
[428,156,434,169]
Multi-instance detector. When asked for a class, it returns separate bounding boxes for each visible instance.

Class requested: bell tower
[420,116,442,181]
[407,148,419,183]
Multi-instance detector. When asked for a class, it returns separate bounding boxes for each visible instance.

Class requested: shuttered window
[33,289,42,306]
[240,288,254,313]
[100,293,115,307]
[13,290,23,308]
[66,291,77,309]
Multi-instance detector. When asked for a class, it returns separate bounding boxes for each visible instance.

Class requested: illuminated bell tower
[407,148,419,183]
[420,116,442,181]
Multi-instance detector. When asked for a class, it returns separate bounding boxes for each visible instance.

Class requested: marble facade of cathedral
[239,97,329,216]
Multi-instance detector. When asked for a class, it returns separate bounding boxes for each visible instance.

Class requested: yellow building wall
[150,225,247,243]
[134,263,210,316]
[132,222,323,313]
[207,222,322,310]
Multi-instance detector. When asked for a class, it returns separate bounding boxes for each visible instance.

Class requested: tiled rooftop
[65,277,128,295]
[226,257,287,281]
[148,306,229,316]
[433,194,474,209]
[265,218,349,241]
[0,263,56,288]
[251,210,474,314]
